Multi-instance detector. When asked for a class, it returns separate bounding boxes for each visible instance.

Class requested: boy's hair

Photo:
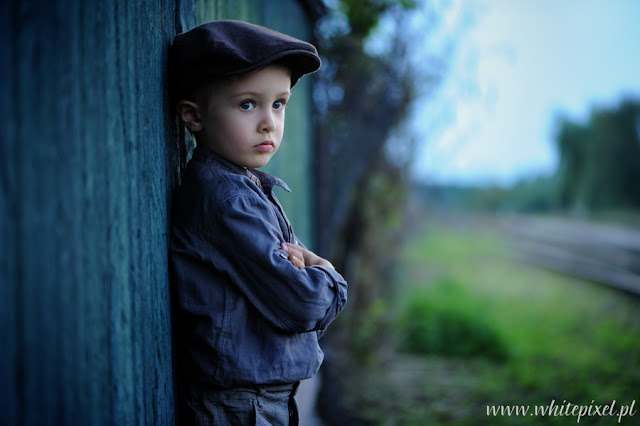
[191,74,239,114]
[169,20,321,108]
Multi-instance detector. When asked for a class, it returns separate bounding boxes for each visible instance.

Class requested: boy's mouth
[255,141,275,152]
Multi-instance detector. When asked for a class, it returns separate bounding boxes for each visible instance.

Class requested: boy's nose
[259,111,277,133]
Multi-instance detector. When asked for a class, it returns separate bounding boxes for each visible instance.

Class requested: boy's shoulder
[181,147,249,195]
[180,147,290,199]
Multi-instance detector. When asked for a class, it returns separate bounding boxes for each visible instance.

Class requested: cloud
[413,0,640,185]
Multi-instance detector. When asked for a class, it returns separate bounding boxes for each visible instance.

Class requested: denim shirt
[169,146,348,388]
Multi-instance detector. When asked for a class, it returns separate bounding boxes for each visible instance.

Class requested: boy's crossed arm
[281,242,334,270]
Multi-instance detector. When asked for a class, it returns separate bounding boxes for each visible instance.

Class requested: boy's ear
[177,101,203,133]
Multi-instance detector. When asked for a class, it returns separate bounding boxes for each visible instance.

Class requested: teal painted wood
[1,1,191,424]
[197,0,262,24]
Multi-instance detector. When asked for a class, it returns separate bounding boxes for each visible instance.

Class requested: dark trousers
[179,382,300,426]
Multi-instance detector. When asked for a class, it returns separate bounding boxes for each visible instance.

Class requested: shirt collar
[191,146,291,193]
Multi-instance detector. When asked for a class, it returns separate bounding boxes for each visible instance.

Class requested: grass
[347,214,640,425]
[396,278,509,362]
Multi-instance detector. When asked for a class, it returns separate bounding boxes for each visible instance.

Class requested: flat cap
[169,20,321,105]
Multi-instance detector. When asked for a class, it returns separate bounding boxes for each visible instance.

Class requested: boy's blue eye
[239,101,255,111]
[273,100,286,110]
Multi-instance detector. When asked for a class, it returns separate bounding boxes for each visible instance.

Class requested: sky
[410,0,640,186]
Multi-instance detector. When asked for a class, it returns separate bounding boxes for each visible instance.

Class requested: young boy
[168,20,348,425]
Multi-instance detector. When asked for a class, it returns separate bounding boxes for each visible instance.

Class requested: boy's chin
[245,155,275,169]
[248,161,270,169]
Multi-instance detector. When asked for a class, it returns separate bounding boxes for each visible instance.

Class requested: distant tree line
[417,98,640,216]
[556,98,640,211]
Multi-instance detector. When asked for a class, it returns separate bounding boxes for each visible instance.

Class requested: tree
[311,1,450,423]
[555,99,640,212]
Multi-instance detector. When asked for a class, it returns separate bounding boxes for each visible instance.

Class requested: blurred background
[310,0,640,425]
[2,0,638,425]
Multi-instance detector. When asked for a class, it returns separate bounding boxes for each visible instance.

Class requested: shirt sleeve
[203,192,348,333]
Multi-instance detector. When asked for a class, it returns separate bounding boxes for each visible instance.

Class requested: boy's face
[196,65,291,169]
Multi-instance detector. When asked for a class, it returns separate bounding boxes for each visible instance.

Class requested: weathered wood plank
[1,1,189,424]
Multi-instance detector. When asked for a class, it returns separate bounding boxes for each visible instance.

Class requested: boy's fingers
[291,255,304,269]
[285,243,302,257]
[282,242,304,268]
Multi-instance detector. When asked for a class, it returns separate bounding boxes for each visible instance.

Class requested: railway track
[502,215,640,296]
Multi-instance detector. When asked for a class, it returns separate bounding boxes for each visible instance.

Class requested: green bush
[397,279,508,362]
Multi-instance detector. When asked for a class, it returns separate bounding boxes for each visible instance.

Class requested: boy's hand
[281,242,335,270]
[282,242,305,269]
